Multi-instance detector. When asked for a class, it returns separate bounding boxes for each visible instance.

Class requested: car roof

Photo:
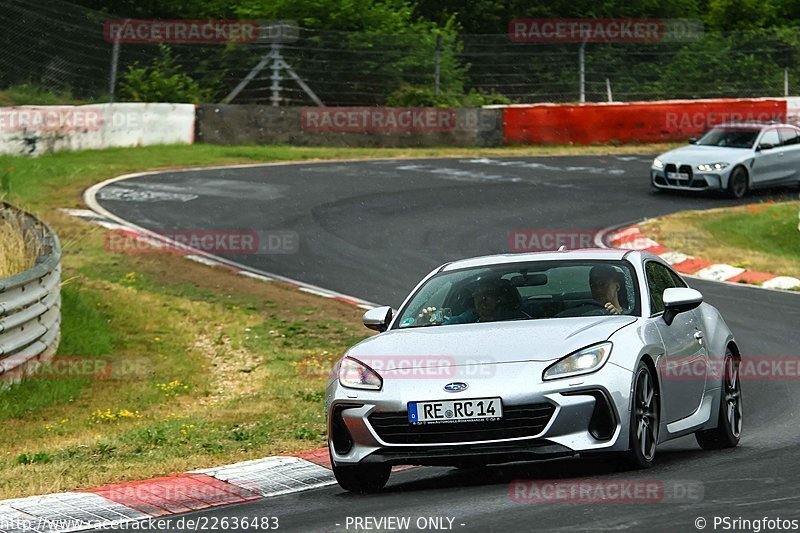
[713,122,798,130]
[440,248,631,272]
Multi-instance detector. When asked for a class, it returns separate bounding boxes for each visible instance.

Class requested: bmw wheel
[727,167,749,199]
[695,349,742,450]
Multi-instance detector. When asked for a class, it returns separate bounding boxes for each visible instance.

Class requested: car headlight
[338,356,382,390]
[697,162,729,172]
[652,158,664,169]
[543,342,613,381]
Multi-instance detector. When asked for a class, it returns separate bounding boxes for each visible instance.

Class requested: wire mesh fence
[2,0,799,106]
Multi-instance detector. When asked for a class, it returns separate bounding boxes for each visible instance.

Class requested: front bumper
[326,359,633,466]
[651,166,729,192]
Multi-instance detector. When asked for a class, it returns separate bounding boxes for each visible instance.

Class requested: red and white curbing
[608,225,800,290]
[0,450,336,532]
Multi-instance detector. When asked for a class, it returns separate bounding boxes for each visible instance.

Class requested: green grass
[0,285,111,421]
[701,202,800,261]
[641,200,800,281]
[0,84,93,106]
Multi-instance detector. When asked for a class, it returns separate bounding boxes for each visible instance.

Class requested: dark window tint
[646,262,680,315]
[669,270,687,288]
[696,127,759,148]
[779,128,800,146]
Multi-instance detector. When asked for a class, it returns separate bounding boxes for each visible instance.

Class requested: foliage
[119,46,211,103]
[386,85,510,107]
[9,0,800,105]
[0,84,89,106]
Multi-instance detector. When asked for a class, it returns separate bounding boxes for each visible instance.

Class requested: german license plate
[666,171,689,180]
[408,397,503,425]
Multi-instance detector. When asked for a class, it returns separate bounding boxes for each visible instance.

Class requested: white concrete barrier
[786,97,800,126]
[0,103,195,156]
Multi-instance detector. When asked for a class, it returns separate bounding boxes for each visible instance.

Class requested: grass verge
[640,200,800,281]
[0,142,672,498]
[0,85,93,107]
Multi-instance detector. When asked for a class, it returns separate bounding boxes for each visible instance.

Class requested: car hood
[658,145,752,165]
[346,315,637,370]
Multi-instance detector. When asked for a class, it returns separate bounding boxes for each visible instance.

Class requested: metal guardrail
[0,203,61,382]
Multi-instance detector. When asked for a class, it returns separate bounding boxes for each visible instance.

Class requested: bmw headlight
[338,357,382,390]
[697,162,729,172]
[652,158,664,169]
[543,342,613,381]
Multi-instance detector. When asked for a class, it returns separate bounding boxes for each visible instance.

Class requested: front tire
[330,453,391,493]
[623,361,659,469]
[727,167,749,199]
[695,350,742,450]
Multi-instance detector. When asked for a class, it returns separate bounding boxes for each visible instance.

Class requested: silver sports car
[651,122,800,198]
[326,249,743,492]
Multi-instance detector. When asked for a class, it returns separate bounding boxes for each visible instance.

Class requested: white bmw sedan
[651,122,800,198]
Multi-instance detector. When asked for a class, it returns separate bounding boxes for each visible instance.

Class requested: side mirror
[688,137,697,144]
[757,143,773,151]
[363,306,393,332]
[662,287,703,326]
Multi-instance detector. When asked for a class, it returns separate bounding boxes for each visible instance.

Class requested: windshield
[395,260,640,329]
[696,127,760,148]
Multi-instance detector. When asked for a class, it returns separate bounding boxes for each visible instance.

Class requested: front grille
[679,164,694,187]
[368,402,556,444]
[663,163,679,186]
[662,163,702,188]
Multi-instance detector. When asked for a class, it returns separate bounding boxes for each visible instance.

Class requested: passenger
[445,279,528,324]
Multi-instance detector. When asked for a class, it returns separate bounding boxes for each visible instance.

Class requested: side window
[645,262,679,315]
[669,270,687,288]
[779,128,800,146]
[759,129,781,149]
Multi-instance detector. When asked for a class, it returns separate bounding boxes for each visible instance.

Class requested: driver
[590,264,624,315]
[555,265,626,317]
[444,279,528,324]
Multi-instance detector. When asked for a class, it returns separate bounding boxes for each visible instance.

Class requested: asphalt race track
[93,156,800,532]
